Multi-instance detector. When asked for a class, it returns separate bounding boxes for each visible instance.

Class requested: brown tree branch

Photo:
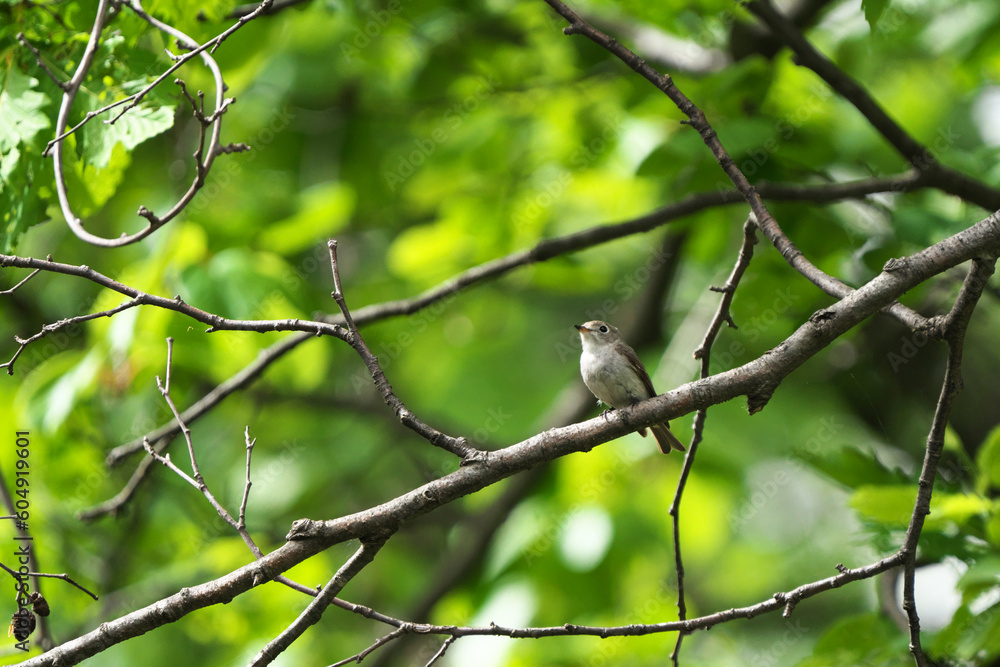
[102,332,309,468]
[229,0,309,19]
[329,628,408,667]
[0,255,344,346]
[140,339,319,597]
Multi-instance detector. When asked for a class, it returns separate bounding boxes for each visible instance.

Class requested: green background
[2,0,1000,664]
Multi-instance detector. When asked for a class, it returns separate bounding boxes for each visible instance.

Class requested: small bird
[575,320,686,454]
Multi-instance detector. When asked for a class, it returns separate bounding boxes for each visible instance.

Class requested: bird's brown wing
[619,343,658,399]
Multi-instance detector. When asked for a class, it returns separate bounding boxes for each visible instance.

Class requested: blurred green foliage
[2,0,1000,664]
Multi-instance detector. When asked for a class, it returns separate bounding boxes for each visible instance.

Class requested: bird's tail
[650,423,687,454]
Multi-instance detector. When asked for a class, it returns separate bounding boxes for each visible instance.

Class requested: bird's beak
[574,324,589,333]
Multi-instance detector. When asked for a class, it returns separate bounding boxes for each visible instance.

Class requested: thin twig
[239,427,256,531]
[140,341,318,596]
[103,332,308,468]
[3,175,942,517]
[87,172,928,457]
[19,204,999,663]
[424,636,456,666]
[0,255,341,338]
[669,216,758,664]
[0,564,99,601]
[327,240,479,461]
[229,0,308,19]
[0,265,42,295]
[71,175,929,518]
[1,174,927,381]
[1,296,147,375]
[15,33,69,91]
[324,554,907,641]
[328,628,407,667]
[146,340,260,552]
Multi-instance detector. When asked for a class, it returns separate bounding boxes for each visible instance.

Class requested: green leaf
[797,612,908,666]
[925,493,991,532]
[63,138,131,216]
[797,446,907,489]
[931,602,1000,664]
[956,556,1000,601]
[850,485,989,531]
[849,484,916,527]
[1,146,48,251]
[81,102,175,169]
[0,66,53,249]
[176,248,304,319]
[976,424,1000,494]
[0,65,51,153]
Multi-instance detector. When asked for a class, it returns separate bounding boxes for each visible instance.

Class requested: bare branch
[18,205,994,664]
[139,341,320,599]
[103,332,309,468]
[0,266,41,296]
[0,174,958,520]
[1,296,145,375]
[0,255,342,338]
[0,559,98,601]
[423,636,456,666]
[229,0,309,19]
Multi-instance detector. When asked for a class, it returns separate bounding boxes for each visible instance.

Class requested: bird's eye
[599,325,609,333]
